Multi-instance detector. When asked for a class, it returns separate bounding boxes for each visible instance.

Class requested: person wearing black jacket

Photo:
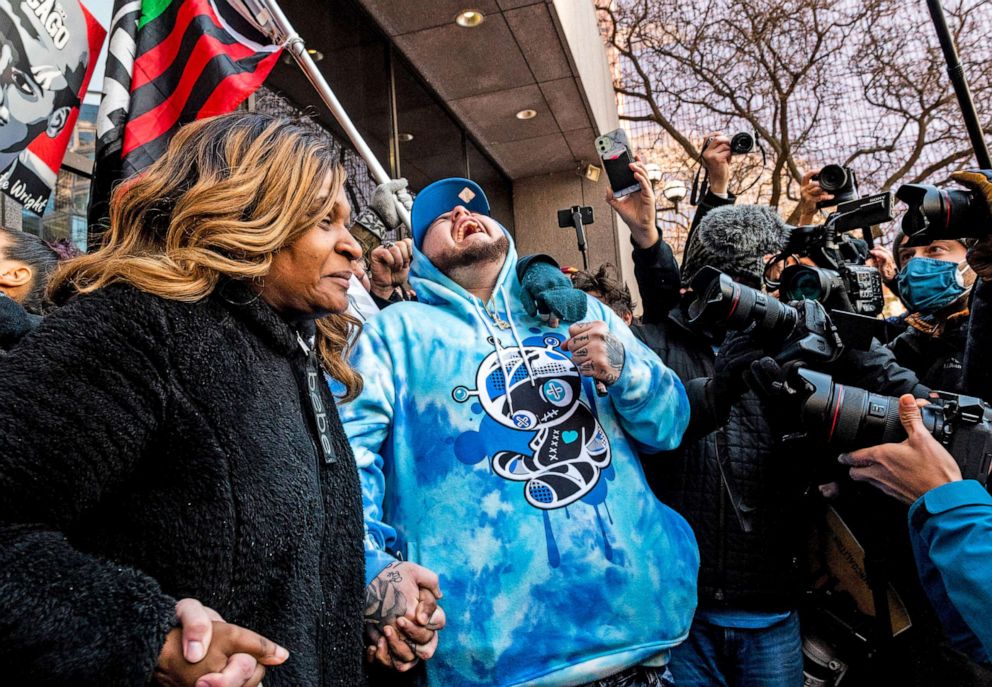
[0,113,444,687]
[628,186,926,686]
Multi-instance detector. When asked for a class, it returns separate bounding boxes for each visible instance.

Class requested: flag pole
[235,0,413,232]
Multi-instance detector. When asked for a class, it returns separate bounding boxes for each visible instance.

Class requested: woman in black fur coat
[0,113,441,687]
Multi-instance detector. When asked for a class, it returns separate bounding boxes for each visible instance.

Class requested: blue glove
[519,257,588,324]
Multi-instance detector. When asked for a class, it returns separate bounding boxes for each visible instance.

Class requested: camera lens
[730,132,754,155]
[796,369,902,447]
[687,267,797,336]
[817,165,849,193]
[789,270,825,301]
[897,183,991,243]
[795,368,942,449]
[779,265,840,305]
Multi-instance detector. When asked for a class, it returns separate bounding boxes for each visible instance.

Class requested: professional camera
[787,367,992,486]
[896,172,992,245]
[812,165,859,209]
[771,193,893,317]
[730,132,755,155]
[686,266,843,364]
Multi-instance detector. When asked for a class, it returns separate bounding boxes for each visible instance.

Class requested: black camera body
[730,132,755,155]
[775,193,892,317]
[687,267,843,364]
[896,172,992,245]
[789,367,992,487]
[779,263,882,318]
[812,165,859,209]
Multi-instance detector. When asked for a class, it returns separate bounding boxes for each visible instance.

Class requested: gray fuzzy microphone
[681,204,791,288]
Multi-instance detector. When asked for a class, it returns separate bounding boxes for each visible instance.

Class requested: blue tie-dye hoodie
[340,231,699,686]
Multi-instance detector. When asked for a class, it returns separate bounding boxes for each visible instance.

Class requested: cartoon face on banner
[0,0,104,213]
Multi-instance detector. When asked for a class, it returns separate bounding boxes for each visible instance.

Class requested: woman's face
[261,173,362,319]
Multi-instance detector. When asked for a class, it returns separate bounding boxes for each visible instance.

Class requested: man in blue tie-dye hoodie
[341,177,699,687]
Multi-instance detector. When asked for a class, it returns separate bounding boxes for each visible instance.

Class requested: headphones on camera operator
[690,131,768,206]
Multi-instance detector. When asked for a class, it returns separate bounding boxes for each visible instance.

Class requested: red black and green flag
[90,0,280,224]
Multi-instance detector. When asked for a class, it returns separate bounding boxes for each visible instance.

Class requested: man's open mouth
[453,217,485,243]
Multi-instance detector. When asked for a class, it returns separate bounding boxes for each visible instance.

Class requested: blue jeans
[670,611,803,687]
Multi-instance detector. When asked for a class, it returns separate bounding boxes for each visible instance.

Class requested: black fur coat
[0,282,365,686]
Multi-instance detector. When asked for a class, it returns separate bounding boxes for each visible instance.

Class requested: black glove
[713,330,768,397]
[746,356,812,441]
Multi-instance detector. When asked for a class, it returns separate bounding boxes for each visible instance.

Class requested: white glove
[370,178,413,232]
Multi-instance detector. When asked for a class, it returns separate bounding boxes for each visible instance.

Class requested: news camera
[768,192,894,317]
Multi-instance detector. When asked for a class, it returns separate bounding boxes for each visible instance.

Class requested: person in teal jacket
[340,177,699,687]
[839,394,992,664]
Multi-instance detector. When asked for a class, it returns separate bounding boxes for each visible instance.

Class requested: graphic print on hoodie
[452,334,611,510]
[341,226,699,687]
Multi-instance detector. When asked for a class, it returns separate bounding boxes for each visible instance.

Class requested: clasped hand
[364,561,447,672]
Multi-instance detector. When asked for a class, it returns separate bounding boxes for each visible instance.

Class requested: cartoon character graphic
[0,0,89,171]
[452,335,611,510]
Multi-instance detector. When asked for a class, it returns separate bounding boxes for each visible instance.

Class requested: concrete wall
[511,170,621,275]
[545,0,643,314]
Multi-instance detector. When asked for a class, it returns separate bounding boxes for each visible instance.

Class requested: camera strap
[734,140,768,198]
[690,136,768,205]
[712,432,754,534]
[690,138,712,206]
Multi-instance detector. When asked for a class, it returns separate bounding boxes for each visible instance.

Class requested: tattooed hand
[561,321,626,386]
[364,561,446,671]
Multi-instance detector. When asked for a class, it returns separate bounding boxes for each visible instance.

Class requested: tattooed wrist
[364,562,407,642]
[603,334,625,385]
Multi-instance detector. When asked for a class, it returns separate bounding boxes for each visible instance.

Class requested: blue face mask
[896,257,969,314]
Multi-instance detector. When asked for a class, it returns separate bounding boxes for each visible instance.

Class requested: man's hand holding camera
[701,132,733,197]
[839,395,962,503]
[953,170,992,281]
[798,168,834,225]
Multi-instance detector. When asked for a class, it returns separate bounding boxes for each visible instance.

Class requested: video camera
[769,193,893,317]
[687,266,843,364]
[785,367,992,487]
[896,170,992,245]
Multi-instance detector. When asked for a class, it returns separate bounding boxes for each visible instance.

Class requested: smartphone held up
[596,128,641,198]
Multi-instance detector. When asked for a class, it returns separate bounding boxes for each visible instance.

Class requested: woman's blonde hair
[51,112,362,398]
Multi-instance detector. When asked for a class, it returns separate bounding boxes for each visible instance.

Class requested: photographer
[680,132,738,270]
[839,397,992,664]
[631,200,924,686]
[886,231,975,392]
